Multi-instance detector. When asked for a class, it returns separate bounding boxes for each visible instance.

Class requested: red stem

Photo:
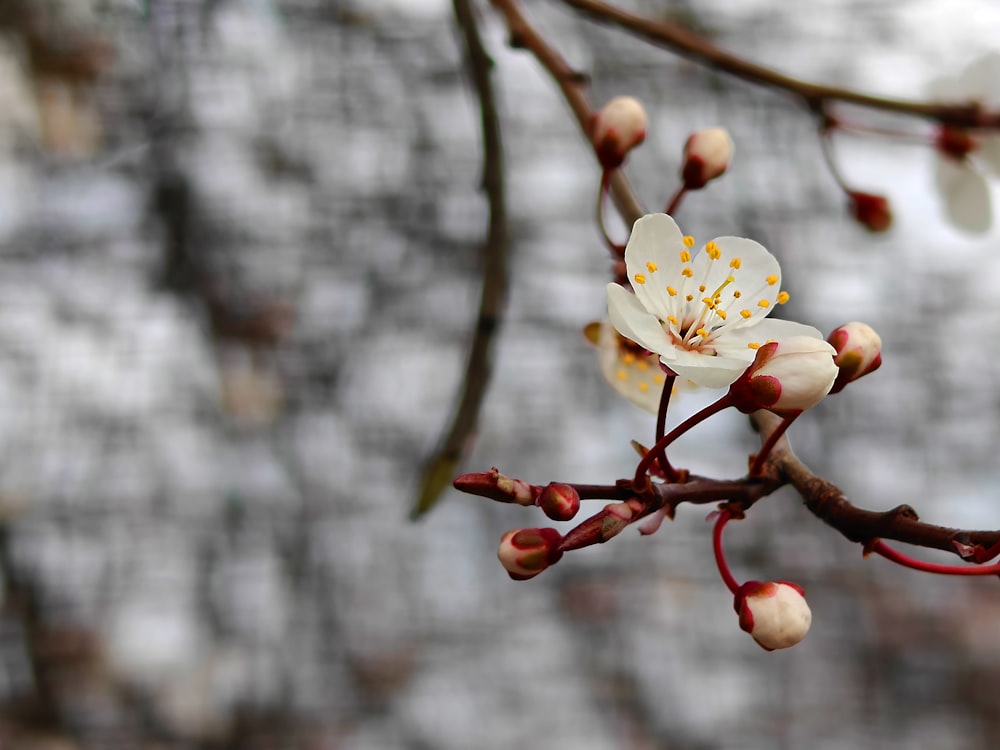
[653,374,679,480]
[749,415,796,476]
[664,184,686,215]
[712,510,740,594]
[872,541,1000,576]
[633,393,734,485]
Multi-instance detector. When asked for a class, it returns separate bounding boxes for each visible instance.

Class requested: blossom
[728,336,838,417]
[681,127,733,189]
[928,53,1000,233]
[847,191,892,233]
[591,96,648,170]
[827,321,882,393]
[606,214,822,389]
[735,580,812,651]
[497,528,562,581]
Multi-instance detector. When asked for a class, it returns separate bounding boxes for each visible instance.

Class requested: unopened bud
[591,96,648,170]
[848,191,892,233]
[538,483,581,522]
[453,468,536,506]
[681,127,733,189]
[734,580,811,651]
[497,528,563,581]
[827,322,882,393]
[728,336,838,418]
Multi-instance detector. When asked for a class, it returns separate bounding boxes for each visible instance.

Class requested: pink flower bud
[497,528,563,581]
[734,580,811,651]
[453,468,536,506]
[848,191,892,233]
[728,336,838,417]
[827,321,882,393]
[681,127,733,189]
[591,96,648,170]
[538,483,581,522]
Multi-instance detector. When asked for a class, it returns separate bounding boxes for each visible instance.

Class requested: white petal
[713,319,823,358]
[978,134,1000,176]
[699,236,781,330]
[623,213,687,321]
[934,157,992,234]
[607,283,676,358]
[665,349,751,389]
[959,52,1000,106]
[595,322,664,413]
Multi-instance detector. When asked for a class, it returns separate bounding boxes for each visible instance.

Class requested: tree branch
[560,0,1000,128]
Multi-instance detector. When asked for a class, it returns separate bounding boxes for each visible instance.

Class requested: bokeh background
[1,0,1000,748]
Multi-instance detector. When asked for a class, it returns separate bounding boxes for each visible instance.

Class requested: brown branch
[753,411,1000,559]
[490,0,645,224]
[413,0,512,519]
[560,0,1000,128]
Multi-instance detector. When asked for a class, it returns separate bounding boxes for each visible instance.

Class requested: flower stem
[653,373,678,480]
[872,540,1000,576]
[712,510,740,594]
[664,184,686,215]
[596,170,624,256]
[633,393,734,485]
[749,414,796,476]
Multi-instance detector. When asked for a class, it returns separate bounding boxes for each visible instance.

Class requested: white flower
[606,214,822,390]
[682,127,733,188]
[736,580,812,651]
[827,321,882,392]
[591,96,648,169]
[928,53,1000,233]
[728,335,838,417]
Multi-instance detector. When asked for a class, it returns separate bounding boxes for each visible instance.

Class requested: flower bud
[848,191,892,233]
[591,96,648,170]
[497,528,563,581]
[827,322,882,393]
[728,336,838,418]
[453,468,536,506]
[681,127,733,189]
[734,580,811,651]
[538,483,581,522]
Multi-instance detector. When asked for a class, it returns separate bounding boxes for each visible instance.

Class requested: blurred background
[1,0,1000,748]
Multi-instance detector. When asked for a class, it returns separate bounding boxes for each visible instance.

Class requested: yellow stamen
[686,294,694,302]
[681,268,693,278]
[733,290,742,299]
[636,360,649,371]
[696,328,708,338]
[680,250,691,263]
[716,309,727,320]
[617,369,628,381]
[634,273,646,285]
[706,241,721,259]
[699,284,706,293]
[638,382,649,393]
[777,291,790,304]
[646,262,658,273]
[666,286,677,296]
[758,299,770,308]
[730,258,741,269]
[740,309,752,319]
[748,342,760,350]
[653,374,665,384]
[622,352,636,364]
[766,275,778,286]
[667,315,678,325]
[683,236,695,248]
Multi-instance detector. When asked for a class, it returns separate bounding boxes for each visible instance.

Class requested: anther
[680,250,691,263]
[766,275,778,286]
[666,286,677,296]
[758,299,770,308]
[730,258,741,269]
[617,370,628,381]
[638,382,649,392]
[634,273,646,284]
[740,309,752,319]
[682,268,693,278]
[646,262,658,273]
[777,291,790,304]
[683,236,695,248]
[748,342,760,350]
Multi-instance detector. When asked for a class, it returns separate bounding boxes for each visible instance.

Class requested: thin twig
[559,0,1000,127]
[413,0,511,519]
[491,0,645,224]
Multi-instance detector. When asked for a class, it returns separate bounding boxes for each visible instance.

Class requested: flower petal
[623,213,687,322]
[593,321,665,413]
[934,157,992,234]
[978,134,1000,176]
[694,236,782,330]
[959,52,1000,106]
[607,283,676,358]
[665,348,751,389]
[713,319,823,358]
